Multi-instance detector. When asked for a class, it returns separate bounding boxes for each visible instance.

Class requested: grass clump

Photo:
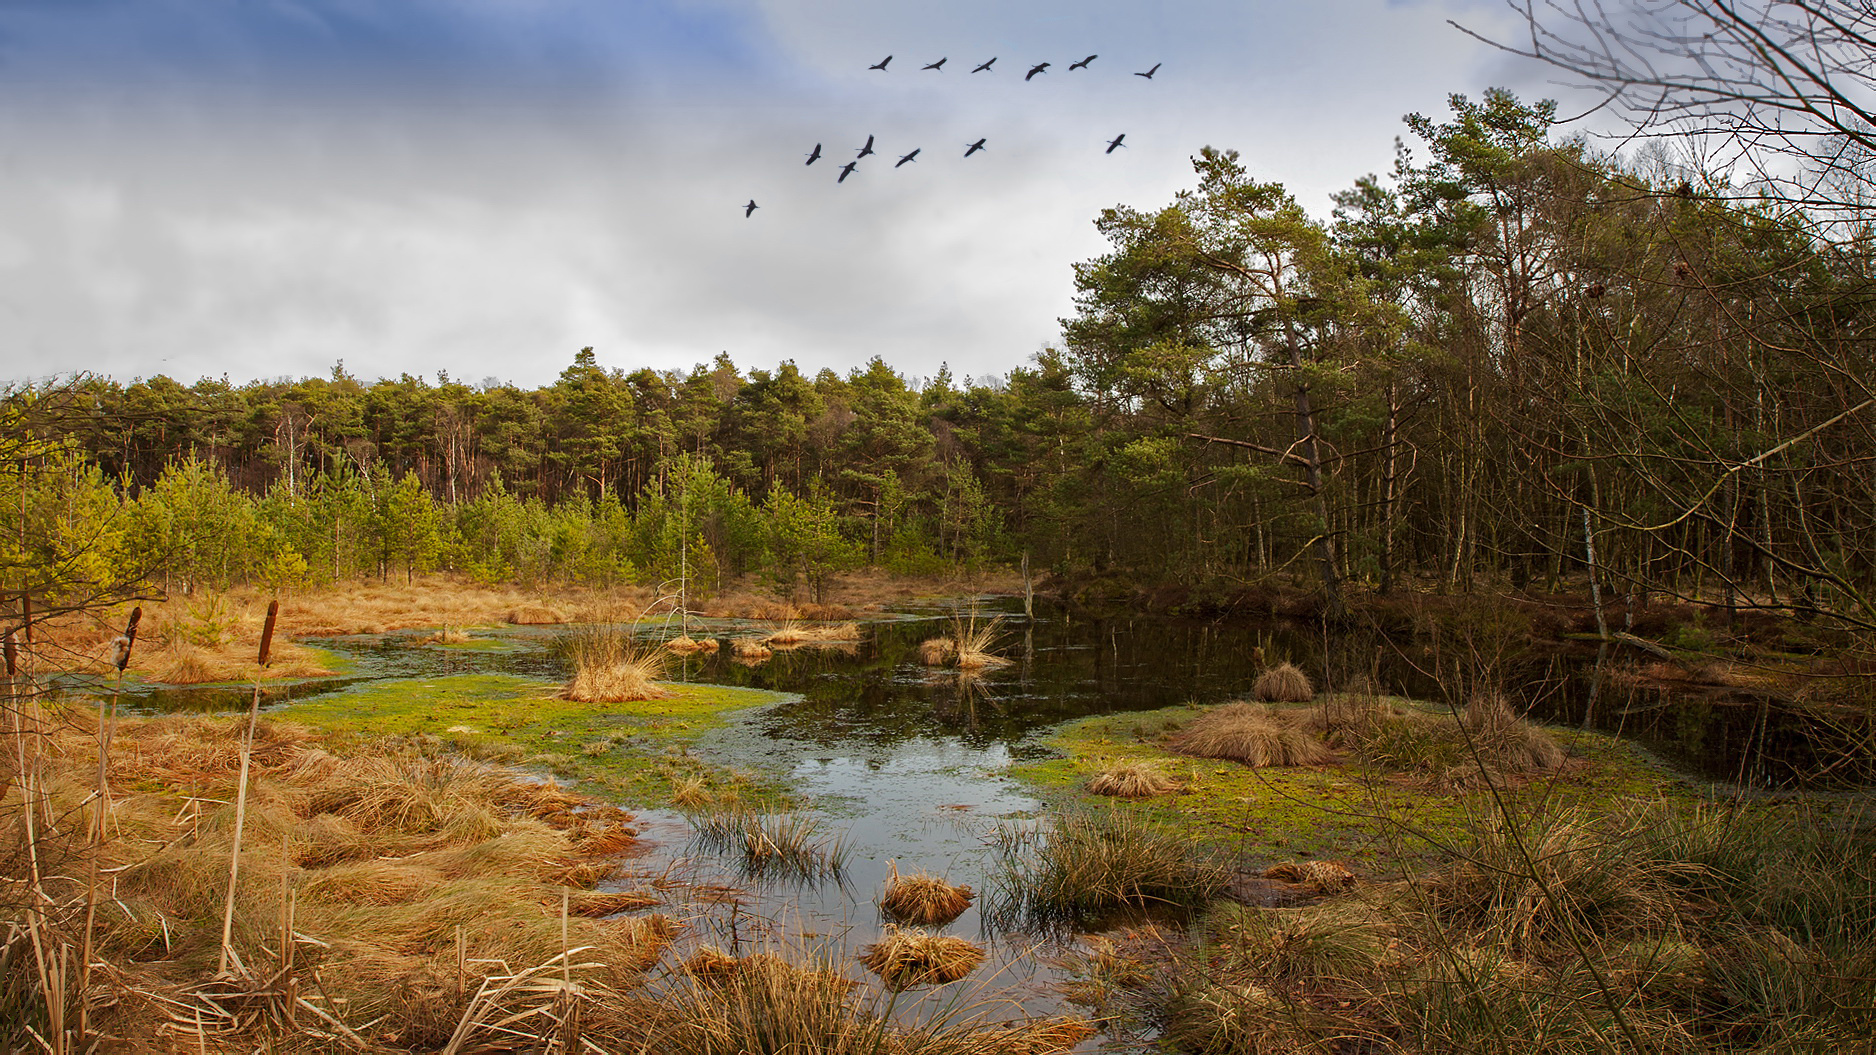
[1170,702,1332,768]
[1086,760,1183,799]
[917,611,1008,670]
[688,806,847,881]
[1251,661,1314,702]
[667,634,720,653]
[879,862,975,926]
[561,628,673,702]
[858,926,987,990]
[990,808,1231,928]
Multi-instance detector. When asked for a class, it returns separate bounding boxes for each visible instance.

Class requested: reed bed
[858,926,987,989]
[762,619,863,648]
[730,638,774,661]
[1261,860,1357,893]
[879,862,975,926]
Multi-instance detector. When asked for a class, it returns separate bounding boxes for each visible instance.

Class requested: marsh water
[100,596,1866,1029]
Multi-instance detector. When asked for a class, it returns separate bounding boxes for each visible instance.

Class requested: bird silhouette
[744,199,758,217]
[805,143,822,165]
[922,57,947,70]
[1025,62,1050,80]
[838,161,858,183]
[964,138,987,157]
[856,134,876,159]
[869,55,892,70]
[895,148,920,167]
[1069,54,1097,70]
[1134,62,1160,79]
[971,57,996,72]
[1106,133,1127,154]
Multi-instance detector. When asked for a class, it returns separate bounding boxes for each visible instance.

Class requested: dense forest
[8,90,1876,629]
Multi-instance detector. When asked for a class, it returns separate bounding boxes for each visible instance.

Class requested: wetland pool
[102,595,1858,1036]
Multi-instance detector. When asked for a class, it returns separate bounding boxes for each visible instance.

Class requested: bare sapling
[218,599,278,975]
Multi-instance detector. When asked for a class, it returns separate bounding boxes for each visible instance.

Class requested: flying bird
[805,143,822,165]
[972,57,996,72]
[744,199,758,217]
[1069,54,1097,70]
[856,134,876,159]
[838,161,858,183]
[922,57,947,70]
[1134,62,1161,79]
[870,55,892,70]
[964,138,986,157]
[1106,133,1127,154]
[1025,62,1050,80]
[895,148,920,167]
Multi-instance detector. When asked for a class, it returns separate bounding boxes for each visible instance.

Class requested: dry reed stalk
[878,861,974,926]
[856,925,986,990]
[1086,761,1183,799]
[952,613,1008,670]
[1252,662,1315,702]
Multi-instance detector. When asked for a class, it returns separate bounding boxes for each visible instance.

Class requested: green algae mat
[282,672,794,805]
[1010,699,1706,874]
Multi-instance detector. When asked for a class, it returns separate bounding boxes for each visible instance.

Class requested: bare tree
[1462,1,1876,215]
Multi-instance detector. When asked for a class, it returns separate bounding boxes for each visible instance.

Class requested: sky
[0,0,1577,390]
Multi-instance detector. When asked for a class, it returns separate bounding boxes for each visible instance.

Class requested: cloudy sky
[0,0,1573,390]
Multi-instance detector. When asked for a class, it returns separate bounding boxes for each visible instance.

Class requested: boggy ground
[2,711,1094,1053]
[1000,689,1876,1053]
[49,569,1021,687]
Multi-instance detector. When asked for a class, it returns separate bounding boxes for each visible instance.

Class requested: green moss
[281,672,794,808]
[1011,702,1703,875]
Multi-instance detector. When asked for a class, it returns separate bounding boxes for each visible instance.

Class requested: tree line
[9,86,1876,630]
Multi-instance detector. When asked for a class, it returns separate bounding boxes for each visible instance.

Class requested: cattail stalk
[80,607,141,1040]
[218,599,279,975]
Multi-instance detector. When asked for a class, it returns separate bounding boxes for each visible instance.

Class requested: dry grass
[858,925,987,989]
[729,638,773,661]
[1251,661,1315,702]
[880,862,975,926]
[1462,691,1566,772]
[918,612,1008,670]
[1261,860,1357,892]
[1170,702,1333,768]
[507,603,568,625]
[4,712,677,1050]
[561,629,673,702]
[666,635,720,654]
[1087,761,1183,799]
[764,620,863,648]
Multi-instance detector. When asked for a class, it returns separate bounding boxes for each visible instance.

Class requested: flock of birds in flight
[742,52,1162,217]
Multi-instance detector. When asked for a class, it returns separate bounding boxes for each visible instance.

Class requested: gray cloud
[0,1,1582,389]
